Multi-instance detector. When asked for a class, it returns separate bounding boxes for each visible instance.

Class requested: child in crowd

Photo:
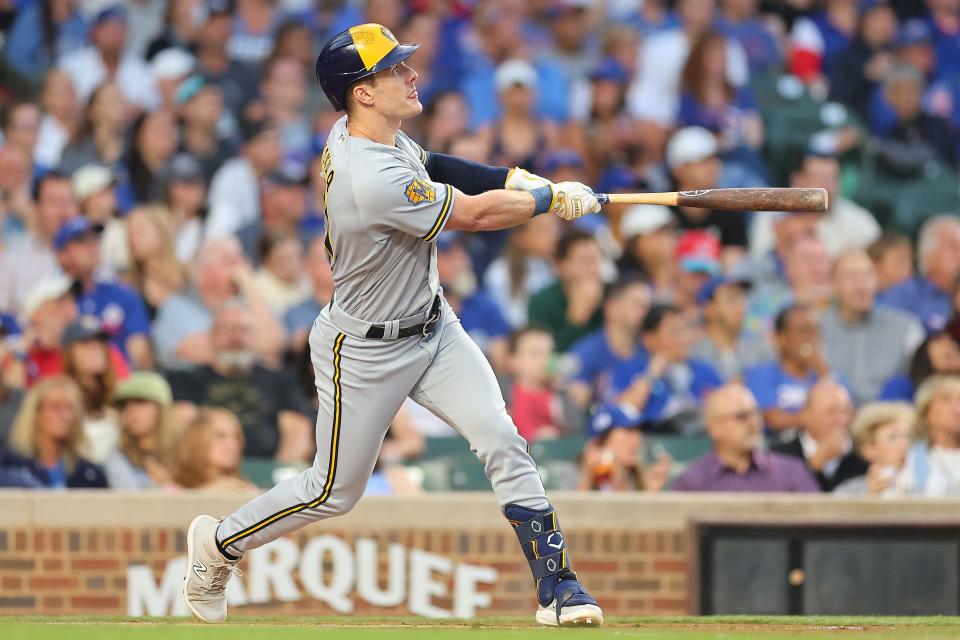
[507,328,567,443]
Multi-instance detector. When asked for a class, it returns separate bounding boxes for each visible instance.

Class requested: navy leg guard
[504,504,597,610]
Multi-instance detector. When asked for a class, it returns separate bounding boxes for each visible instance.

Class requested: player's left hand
[505,167,551,191]
[551,181,601,220]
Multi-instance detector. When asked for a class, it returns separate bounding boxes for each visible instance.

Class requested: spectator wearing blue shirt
[284,235,334,357]
[54,217,153,370]
[880,215,960,334]
[744,304,840,434]
[565,277,652,409]
[716,0,782,74]
[611,303,723,435]
[3,0,88,81]
[436,233,512,373]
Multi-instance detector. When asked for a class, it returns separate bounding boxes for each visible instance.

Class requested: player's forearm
[446,189,541,232]
[424,152,510,195]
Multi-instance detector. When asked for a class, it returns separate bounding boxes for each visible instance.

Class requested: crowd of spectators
[1,0,960,497]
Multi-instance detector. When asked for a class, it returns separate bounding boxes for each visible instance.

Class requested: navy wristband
[531,185,553,215]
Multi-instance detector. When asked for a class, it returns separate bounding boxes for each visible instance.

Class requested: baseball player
[184,23,603,627]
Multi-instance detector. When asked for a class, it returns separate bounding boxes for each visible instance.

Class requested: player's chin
[405,95,423,115]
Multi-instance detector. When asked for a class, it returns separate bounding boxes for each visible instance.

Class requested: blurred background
[1,0,960,619]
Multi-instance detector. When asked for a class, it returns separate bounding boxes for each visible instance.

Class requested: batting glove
[505,167,552,192]
[551,181,602,220]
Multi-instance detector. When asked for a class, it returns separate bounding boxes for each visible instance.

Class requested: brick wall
[2,492,956,618]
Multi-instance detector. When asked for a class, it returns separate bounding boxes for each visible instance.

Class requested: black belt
[365,295,442,340]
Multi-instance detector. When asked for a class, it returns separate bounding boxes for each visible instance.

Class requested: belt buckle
[422,310,440,338]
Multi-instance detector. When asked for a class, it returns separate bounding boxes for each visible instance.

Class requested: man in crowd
[565,277,651,409]
[237,171,308,263]
[772,379,868,491]
[55,217,153,370]
[690,275,766,380]
[611,303,723,434]
[528,229,605,352]
[169,302,313,463]
[671,383,820,492]
[822,249,924,403]
[882,215,960,333]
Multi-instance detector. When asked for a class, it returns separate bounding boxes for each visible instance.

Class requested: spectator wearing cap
[54,217,153,370]
[162,153,209,263]
[205,119,283,239]
[670,383,819,492]
[821,250,924,404]
[71,164,126,280]
[690,275,766,380]
[122,205,189,319]
[1,376,108,489]
[528,229,605,353]
[151,236,285,371]
[665,127,749,266]
[102,372,180,489]
[3,0,88,81]
[611,303,723,434]
[0,172,77,316]
[744,303,841,433]
[576,59,643,175]
[177,75,238,181]
[61,315,126,464]
[34,70,80,171]
[487,59,559,170]
[194,3,260,121]
[881,215,960,334]
[750,149,880,259]
[121,109,180,206]
[236,171,307,263]
[436,233,511,373]
[673,229,723,316]
[772,379,868,492]
[168,301,313,462]
[285,234,334,357]
[628,0,749,127]
[564,277,651,409]
[57,3,159,109]
[786,0,857,86]
[578,404,672,492]
[152,47,197,110]
[616,204,677,299]
[827,0,898,119]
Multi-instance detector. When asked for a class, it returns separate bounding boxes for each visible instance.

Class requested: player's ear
[350,81,376,109]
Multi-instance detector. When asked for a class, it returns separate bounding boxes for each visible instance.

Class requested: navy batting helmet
[315,23,420,111]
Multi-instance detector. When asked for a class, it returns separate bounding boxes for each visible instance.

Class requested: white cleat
[535,600,604,627]
[182,515,241,623]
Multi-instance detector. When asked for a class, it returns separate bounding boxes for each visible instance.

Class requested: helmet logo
[404,177,436,205]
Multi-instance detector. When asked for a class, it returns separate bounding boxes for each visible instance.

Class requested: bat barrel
[595,188,828,213]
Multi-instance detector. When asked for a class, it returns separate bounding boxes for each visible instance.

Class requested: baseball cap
[0,313,21,338]
[163,153,205,184]
[436,231,462,252]
[23,275,74,319]
[152,48,195,81]
[54,217,104,252]
[495,59,538,92]
[62,315,109,347]
[206,0,235,16]
[588,403,641,439]
[696,275,752,306]
[666,126,718,170]
[113,371,173,406]
[896,19,933,48]
[676,230,721,274]
[589,58,629,84]
[538,149,583,175]
[596,165,638,194]
[620,204,674,239]
[71,165,115,201]
[91,2,127,27]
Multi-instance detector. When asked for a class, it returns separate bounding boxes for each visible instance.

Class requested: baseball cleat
[535,573,604,627]
[183,515,241,623]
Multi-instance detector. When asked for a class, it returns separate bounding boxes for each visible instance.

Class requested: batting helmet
[315,23,420,112]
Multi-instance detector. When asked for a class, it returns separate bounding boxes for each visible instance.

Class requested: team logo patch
[404,177,436,205]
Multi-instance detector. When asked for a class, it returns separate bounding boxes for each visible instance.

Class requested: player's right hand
[551,181,601,220]
[505,167,551,192]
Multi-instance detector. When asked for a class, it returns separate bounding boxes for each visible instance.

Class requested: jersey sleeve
[355,162,455,242]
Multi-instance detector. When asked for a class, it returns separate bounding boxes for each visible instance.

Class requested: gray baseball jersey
[216,117,549,558]
[320,115,453,321]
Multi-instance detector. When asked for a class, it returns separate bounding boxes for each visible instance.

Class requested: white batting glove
[505,167,552,192]
[551,181,602,220]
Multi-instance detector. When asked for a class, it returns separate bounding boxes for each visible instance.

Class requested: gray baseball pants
[216,296,549,558]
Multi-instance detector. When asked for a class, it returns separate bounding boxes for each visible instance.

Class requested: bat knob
[596,193,610,205]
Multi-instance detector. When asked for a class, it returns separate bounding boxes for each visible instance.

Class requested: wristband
[531,185,554,216]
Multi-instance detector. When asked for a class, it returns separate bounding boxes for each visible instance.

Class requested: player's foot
[534,570,604,627]
[183,515,241,623]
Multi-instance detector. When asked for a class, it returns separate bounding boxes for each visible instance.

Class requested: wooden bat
[595,188,828,213]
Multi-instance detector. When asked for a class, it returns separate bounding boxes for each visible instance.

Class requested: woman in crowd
[486,59,559,170]
[59,82,128,174]
[34,69,79,169]
[577,421,671,492]
[63,318,121,464]
[162,153,209,263]
[173,408,256,491]
[901,375,960,496]
[123,205,188,319]
[2,376,107,489]
[102,372,180,489]
[122,109,179,205]
[835,402,914,495]
[252,231,310,316]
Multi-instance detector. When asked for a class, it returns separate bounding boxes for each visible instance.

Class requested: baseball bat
[595,188,828,213]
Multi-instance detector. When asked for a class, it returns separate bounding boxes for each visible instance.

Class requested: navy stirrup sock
[504,504,575,607]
